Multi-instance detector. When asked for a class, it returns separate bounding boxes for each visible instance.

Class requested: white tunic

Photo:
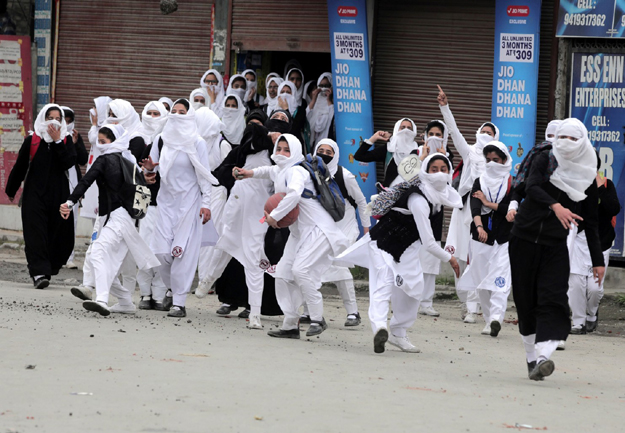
[149,139,212,258]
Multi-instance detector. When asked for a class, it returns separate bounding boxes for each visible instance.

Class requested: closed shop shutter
[231,0,330,52]
[372,0,555,239]
[54,0,213,133]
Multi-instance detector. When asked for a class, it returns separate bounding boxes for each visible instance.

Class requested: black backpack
[299,154,346,222]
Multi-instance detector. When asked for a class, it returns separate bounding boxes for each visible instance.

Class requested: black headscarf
[247,108,268,125]
[265,109,292,134]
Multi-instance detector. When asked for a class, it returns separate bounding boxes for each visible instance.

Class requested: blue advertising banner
[326,0,376,200]
[491,0,541,175]
[556,0,625,38]
[570,52,625,256]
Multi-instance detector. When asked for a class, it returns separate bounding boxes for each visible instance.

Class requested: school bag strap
[511,141,558,189]
[334,165,358,209]
[298,154,346,222]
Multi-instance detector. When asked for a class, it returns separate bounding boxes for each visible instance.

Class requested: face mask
[44,119,62,130]
[485,160,510,176]
[554,138,582,160]
[66,122,75,135]
[317,153,333,165]
[271,153,289,169]
[476,132,494,147]
[227,88,246,101]
[209,84,219,95]
[191,101,205,110]
[246,79,257,90]
[426,136,444,151]
[265,118,291,134]
[105,117,119,125]
[427,171,451,191]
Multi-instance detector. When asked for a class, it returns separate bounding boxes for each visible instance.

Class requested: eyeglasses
[204,80,219,85]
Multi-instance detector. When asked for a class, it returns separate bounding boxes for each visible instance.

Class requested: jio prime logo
[494,277,506,288]
[259,259,271,270]
[395,275,404,287]
[445,245,455,255]
[172,246,183,258]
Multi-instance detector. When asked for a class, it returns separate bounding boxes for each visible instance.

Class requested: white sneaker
[195,279,213,299]
[460,303,468,320]
[556,341,566,351]
[109,303,137,314]
[388,334,421,353]
[71,285,93,301]
[464,313,477,324]
[481,323,491,335]
[247,314,263,330]
[65,261,78,269]
[419,306,440,317]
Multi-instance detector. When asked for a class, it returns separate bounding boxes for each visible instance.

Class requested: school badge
[172,246,183,258]
[494,277,506,288]
[395,275,404,286]
[444,245,455,255]
[259,259,271,270]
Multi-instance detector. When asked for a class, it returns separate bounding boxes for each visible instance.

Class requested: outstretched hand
[141,156,159,172]
[437,85,448,106]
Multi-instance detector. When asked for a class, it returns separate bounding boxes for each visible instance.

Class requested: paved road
[1,280,624,433]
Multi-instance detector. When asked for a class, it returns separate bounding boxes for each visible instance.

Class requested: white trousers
[302,279,358,316]
[156,235,202,308]
[455,259,480,313]
[476,289,509,323]
[568,274,604,326]
[67,203,79,264]
[136,206,167,301]
[197,246,215,282]
[420,273,436,308]
[276,228,333,329]
[368,245,421,338]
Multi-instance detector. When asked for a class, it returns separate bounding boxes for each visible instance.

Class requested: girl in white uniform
[264,76,284,116]
[336,154,462,353]
[144,99,215,318]
[233,134,349,338]
[60,124,160,316]
[200,69,226,117]
[189,88,210,111]
[437,86,499,323]
[221,95,246,146]
[457,141,513,337]
[306,73,334,144]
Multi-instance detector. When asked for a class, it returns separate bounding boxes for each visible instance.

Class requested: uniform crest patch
[396,275,404,286]
[172,246,183,258]
[495,277,506,288]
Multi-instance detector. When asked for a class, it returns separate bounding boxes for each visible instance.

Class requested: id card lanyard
[487,182,504,231]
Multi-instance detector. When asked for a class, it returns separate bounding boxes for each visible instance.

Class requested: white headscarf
[160,99,217,184]
[242,69,258,102]
[303,80,315,105]
[309,72,334,137]
[424,119,449,153]
[60,106,74,136]
[387,118,417,165]
[221,95,246,145]
[189,88,210,111]
[419,153,463,213]
[141,101,168,144]
[95,124,135,165]
[478,141,511,215]
[90,96,112,127]
[549,118,597,202]
[200,69,225,108]
[226,73,247,103]
[158,97,174,111]
[314,138,339,176]
[265,76,284,115]
[458,121,501,197]
[545,120,562,143]
[34,104,67,143]
[106,99,143,139]
[271,133,304,174]
[195,106,226,170]
[265,72,281,87]
[286,68,305,103]
[278,81,297,115]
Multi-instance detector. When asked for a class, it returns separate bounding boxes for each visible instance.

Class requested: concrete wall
[0,204,93,237]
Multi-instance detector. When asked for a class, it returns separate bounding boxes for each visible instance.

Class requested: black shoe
[238,309,250,319]
[167,305,186,318]
[216,304,232,316]
[162,290,173,311]
[34,277,49,290]
[586,319,598,333]
[490,320,501,337]
[299,314,311,324]
[82,300,111,317]
[267,328,300,339]
[529,359,555,381]
[139,296,153,310]
[526,360,537,378]
[374,328,389,354]
[152,300,167,311]
[306,318,328,337]
[570,325,587,335]
[345,312,361,327]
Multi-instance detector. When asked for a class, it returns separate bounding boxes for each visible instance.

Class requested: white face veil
[226,74,247,103]
[195,106,226,170]
[60,106,75,136]
[424,119,449,153]
[286,68,305,103]
[141,101,168,144]
[265,76,284,115]
[189,88,210,111]
[242,69,258,102]
[478,141,512,214]
[278,81,297,115]
[387,118,418,165]
[314,138,340,176]
[90,96,112,127]
[221,95,246,145]
[457,121,501,197]
[310,72,334,135]
[419,153,463,213]
[34,103,68,143]
[105,99,143,138]
[271,133,304,172]
[549,118,597,202]
[200,69,225,106]
[545,120,562,143]
[96,123,132,158]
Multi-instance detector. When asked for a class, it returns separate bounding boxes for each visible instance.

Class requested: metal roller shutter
[535,0,555,137]
[54,0,213,132]
[231,0,330,52]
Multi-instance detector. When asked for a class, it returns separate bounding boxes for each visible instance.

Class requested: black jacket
[354,140,418,188]
[73,133,89,181]
[68,153,126,217]
[141,143,160,206]
[581,178,620,252]
[511,151,604,267]
[469,178,513,245]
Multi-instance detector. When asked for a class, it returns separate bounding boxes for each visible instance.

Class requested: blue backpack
[299,154,346,222]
